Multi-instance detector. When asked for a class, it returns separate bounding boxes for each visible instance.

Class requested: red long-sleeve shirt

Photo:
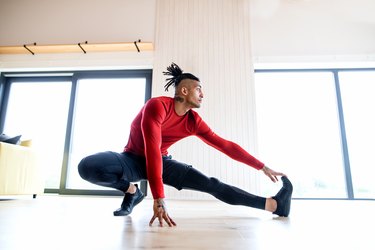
[124,96,265,199]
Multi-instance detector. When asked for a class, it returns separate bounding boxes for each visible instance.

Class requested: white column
[153,0,261,199]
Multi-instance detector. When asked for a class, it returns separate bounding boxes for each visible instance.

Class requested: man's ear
[181,86,188,96]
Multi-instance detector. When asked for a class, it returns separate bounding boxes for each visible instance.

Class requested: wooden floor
[0,195,374,250]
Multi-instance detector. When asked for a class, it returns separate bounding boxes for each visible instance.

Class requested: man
[78,63,293,227]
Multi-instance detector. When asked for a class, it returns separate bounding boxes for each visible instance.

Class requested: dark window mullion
[0,76,11,133]
[333,71,354,199]
[59,75,75,193]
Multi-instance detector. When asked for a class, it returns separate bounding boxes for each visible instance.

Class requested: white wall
[152,0,260,199]
[0,0,155,45]
[250,0,375,64]
[0,0,156,71]
[1,0,375,70]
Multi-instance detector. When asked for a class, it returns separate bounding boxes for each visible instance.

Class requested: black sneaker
[113,184,145,216]
[272,176,293,217]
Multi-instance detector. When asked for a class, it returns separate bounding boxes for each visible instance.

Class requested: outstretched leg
[178,167,293,216]
[180,167,267,210]
[162,157,293,216]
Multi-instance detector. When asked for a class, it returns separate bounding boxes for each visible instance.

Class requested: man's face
[185,80,204,108]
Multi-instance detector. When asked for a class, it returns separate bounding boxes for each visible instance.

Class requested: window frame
[254,67,375,200]
[0,69,152,196]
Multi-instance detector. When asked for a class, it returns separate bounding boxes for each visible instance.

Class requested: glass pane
[66,78,146,190]
[4,81,71,189]
[255,72,346,198]
[339,71,375,199]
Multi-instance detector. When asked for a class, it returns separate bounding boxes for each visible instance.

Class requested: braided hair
[163,63,200,91]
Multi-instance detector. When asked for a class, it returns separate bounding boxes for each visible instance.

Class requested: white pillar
[153,0,261,199]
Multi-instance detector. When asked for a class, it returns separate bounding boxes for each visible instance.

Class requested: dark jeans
[78,151,266,210]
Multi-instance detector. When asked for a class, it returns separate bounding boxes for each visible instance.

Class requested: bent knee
[77,153,105,170]
[77,155,101,180]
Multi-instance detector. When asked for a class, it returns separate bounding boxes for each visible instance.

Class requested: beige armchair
[0,141,44,197]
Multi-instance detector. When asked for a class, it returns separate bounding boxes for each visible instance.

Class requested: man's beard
[187,99,201,108]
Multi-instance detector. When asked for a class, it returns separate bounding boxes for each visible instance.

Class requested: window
[254,71,347,198]
[3,80,71,189]
[254,68,375,199]
[66,78,147,190]
[0,70,151,194]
